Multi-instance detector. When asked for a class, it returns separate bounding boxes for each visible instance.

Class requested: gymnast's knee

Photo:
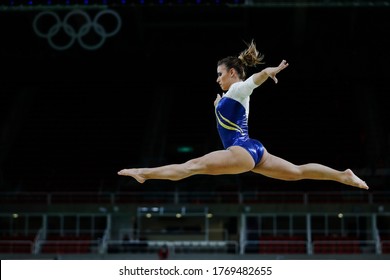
[184,159,204,173]
[284,168,304,181]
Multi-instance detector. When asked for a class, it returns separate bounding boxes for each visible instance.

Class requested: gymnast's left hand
[267,59,289,84]
[214,94,222,107]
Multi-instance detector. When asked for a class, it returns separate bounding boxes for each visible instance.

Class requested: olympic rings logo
[33,9,122,51]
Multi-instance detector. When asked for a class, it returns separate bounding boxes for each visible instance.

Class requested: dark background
[1,3,389,193]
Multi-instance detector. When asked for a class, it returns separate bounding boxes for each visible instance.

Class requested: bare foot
[343,169,369,190]
[117,169,146,183]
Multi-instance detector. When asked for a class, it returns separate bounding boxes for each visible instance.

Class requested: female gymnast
[118,40,369,190]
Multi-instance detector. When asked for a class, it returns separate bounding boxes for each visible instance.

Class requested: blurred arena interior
[1,0,390,260]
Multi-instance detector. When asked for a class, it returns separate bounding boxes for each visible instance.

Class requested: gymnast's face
[216,64,234,91]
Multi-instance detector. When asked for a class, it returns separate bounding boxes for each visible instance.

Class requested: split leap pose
[118,40,369,190]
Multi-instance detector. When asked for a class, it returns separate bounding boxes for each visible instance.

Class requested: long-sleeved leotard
[215,75,264,165]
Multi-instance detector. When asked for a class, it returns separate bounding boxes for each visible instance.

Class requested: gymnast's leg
[251,148,369,190]
[118,146,255,183]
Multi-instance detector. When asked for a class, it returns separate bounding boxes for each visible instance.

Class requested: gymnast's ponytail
[238,39,265,68]
[217,39,264,80]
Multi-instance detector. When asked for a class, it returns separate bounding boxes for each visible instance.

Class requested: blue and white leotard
[215,75,265,165]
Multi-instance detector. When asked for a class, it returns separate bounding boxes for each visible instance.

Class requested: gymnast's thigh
[252,148,300,179]
[193,147,255,173]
